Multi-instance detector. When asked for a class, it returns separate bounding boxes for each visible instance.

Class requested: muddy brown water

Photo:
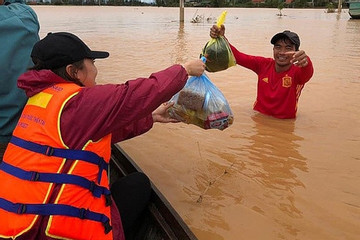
[34,6,360,240]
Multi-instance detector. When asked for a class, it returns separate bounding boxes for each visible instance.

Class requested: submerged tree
[277,1,284,16]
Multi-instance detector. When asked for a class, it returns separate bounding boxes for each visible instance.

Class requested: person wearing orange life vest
[0,32,205,240]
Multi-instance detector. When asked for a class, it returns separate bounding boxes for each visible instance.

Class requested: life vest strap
[10,136,108,183]
[0,198,112,234]
[0,161,111,199]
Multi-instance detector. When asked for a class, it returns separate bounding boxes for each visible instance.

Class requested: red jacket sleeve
[61,64,188,149]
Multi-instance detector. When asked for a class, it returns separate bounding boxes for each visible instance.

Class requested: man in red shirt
[210,25,314,119]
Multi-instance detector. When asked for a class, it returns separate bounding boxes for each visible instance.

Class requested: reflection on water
[171,23,187,63]
[246,114,307,194]
[245,114,307,226]
[33,6,360,240]
[181,114,309,238]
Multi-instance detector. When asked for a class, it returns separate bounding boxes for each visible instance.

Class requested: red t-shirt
[229,43,314,119]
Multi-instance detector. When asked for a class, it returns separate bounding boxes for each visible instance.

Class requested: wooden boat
[109,144,198,240]
[347,0,360,19]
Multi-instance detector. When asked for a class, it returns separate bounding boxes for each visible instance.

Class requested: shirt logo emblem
[262,77,269,83]
[282,75,292,88]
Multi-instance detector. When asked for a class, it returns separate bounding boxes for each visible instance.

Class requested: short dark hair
[30,58,85,85]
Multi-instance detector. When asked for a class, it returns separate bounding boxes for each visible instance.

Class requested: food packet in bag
[168,72,234,130]
[201,11,236,72]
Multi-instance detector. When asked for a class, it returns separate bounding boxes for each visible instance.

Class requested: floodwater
[33,6,359,240]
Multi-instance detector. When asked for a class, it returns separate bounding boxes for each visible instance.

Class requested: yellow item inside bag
[168,70,234,131]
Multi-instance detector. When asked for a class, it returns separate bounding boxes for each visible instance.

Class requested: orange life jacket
[0,83,113,240]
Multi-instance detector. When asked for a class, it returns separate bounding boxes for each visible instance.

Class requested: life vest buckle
[105,194,112,206]
[89,181,95,192]
[103,220,112,234]
[17,204,27,214]
[30,171,40,181]
[45,146,54,156]
[79,208,87,219]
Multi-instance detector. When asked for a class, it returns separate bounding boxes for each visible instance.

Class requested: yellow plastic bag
[201,11,236,72]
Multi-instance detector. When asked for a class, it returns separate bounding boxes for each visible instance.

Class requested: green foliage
[29,0,334,8]
[107,0,124,5]
[291,0,308,7]
[209,0,226,7]
[263,0,283,8]
[326,2,335,12]
[277,1,284,15]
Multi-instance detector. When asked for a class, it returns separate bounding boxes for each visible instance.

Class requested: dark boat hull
[110,144,198,240]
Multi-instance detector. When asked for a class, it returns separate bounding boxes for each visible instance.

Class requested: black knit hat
[271,30,300,51]
[31,32,109,69]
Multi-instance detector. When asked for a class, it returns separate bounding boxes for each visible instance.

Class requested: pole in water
[337,0,342,14]
[179,0,184,22]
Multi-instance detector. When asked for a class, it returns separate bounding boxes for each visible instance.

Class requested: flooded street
[33,6,360,239]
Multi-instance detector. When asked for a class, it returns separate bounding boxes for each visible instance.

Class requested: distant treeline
[32,0,343,9]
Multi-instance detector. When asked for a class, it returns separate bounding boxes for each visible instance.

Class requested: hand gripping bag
[168,63,234,130]
[201,11,236,72]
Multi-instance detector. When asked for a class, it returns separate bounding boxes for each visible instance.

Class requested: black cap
[31,32,109,69]
[270,30,300,50]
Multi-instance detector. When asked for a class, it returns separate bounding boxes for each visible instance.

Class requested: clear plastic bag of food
[168,72,234,130]
[201,11,236,72]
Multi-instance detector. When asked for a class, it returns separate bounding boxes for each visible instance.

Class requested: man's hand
[288,50,309,67]
[210,24,225,39]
